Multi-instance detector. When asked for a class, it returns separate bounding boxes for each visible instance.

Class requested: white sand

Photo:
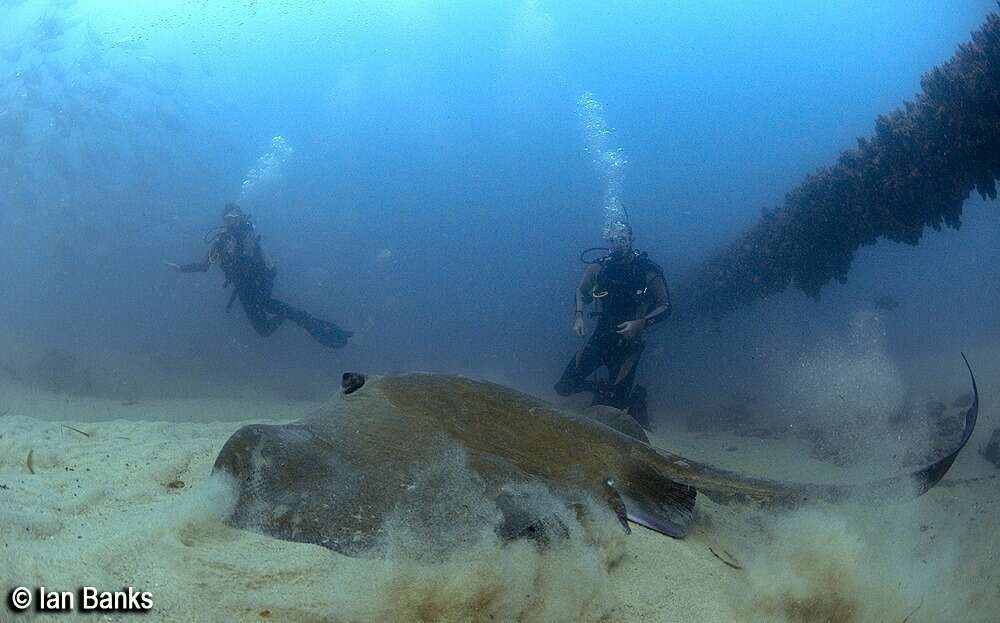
[1,373,997,622]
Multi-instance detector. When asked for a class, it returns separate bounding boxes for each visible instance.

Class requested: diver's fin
[298,315,353,349]
[622,482,696,538]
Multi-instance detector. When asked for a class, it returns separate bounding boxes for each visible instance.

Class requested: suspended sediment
[679,12,1000,319]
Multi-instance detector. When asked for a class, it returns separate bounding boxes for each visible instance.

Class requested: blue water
[1,0,997,405]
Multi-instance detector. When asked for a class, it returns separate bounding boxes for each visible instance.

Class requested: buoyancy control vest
[591,250,665,328]
[210,221,273,288]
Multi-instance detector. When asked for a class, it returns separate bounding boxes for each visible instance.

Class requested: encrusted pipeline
[679,13,1000,319]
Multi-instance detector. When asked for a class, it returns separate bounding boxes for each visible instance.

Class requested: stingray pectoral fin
[621,482,696,538]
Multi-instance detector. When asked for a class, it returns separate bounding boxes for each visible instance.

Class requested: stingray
[212,356,978,556]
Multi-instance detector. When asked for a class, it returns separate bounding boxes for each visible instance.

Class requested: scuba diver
[167,203,352,349]
[554,223,671,429]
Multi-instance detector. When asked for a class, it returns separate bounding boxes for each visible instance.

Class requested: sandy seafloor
[1,370,998,623]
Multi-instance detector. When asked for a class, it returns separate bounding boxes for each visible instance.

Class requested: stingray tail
[666,354,980,509]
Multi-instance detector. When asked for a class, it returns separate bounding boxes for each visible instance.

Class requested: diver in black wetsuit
[554,223,671,429]
[168,203,352,349]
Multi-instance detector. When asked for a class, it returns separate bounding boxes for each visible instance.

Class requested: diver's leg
[261,297,305,323]
[263,297,353,348]
[605,339,645,411]
[240,290,284,337]
[627,385,649,430]
[554,330,607,396]
[249,267,351,348]
[241,300,273,336]
[233,270,284,337]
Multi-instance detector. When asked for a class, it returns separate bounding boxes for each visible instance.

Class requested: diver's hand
[165,261,181,271]
[573,313,586,337]
[616,320,644,341]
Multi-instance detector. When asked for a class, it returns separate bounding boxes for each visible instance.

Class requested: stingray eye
[341,372,366,395]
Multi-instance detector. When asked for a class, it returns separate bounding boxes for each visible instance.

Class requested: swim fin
[298,314,353,349]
